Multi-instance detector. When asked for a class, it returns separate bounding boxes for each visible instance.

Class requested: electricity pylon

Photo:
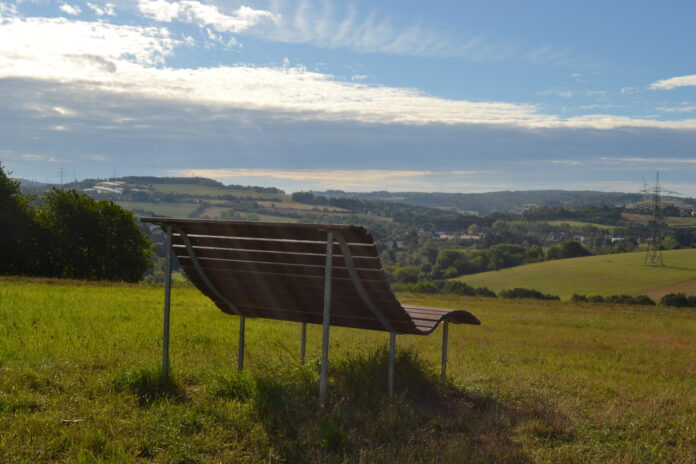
[639,172,678,266]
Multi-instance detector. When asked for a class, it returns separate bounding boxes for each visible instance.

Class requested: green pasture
[116,202,200,218]
[1,278,694,462]
[457,248,696,299]
[622,213,696,228]
[545,220,614,230]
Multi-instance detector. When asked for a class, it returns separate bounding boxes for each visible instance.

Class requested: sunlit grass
[1,278,694,463]
[457,248,696,299]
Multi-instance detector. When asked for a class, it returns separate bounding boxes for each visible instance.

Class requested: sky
[1,0,695,194]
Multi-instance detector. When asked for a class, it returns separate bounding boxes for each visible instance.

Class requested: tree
[35,189,153,281]
[546,240,591,260]
[0,164,38,275]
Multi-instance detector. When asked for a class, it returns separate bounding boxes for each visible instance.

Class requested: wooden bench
[142,218,480,405]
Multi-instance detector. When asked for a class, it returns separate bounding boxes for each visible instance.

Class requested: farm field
[622,213,696,228]
[256,201,348,212]
[457,248,696,300]
[116,201,200,218]
[1,278,694,463]
[545,220,614,230]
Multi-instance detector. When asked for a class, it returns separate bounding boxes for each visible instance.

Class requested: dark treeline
[120,176,284,194]
[382,240,591,283]
[313,189,654,214]
[1,165,152,282]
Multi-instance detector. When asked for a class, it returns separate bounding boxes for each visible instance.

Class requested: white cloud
[1,15,696,132]
[600,157,696,165]
[537,89,574,97]
[87,2,116,16]
[137,0,277,33]
[0,16,178,77]
[545,160,584,166]
[59,3,81,16]
[137,0,180,22]
[650,75,696,90]
[0,2,17,17]
[20,153,69,163]
[658,105,696,113]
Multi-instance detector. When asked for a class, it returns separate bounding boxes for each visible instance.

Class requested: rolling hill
[456,248,696,300]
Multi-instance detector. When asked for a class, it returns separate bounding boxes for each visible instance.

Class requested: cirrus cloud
[1,13,696,134]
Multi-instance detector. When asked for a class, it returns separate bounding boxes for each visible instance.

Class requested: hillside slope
[456,248,696,299]
[1,278,695,463]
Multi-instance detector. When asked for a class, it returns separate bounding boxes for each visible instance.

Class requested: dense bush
[474,287,497,298]
[441,281,476,296]
[392,280,496,298]
[572,294,655,306]
[546,241,592,261]
[0,165,153,282]
[499,288,560,301]
[659,293,696,308]
[0,164,38,276]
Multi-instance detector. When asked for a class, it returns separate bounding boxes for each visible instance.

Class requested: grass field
[256,201,348,212]
[457,249,696,300]
[116,202,200,218]
[545,220,614,230]
[622,213,696,228]
[1,278,694,463]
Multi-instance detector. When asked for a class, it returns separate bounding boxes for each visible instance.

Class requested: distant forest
[314,189,691,214]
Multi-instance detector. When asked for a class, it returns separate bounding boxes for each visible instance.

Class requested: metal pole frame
[162,225,173,380]
[238,316,246,371]
[440,321,449,382]
[388,332,396,395]
[319,231,334,408]
[300,322,307,364]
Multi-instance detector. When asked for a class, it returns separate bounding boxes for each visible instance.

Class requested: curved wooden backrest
[141,218,479,335]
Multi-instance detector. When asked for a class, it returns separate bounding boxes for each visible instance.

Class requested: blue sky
[1,0,695,193]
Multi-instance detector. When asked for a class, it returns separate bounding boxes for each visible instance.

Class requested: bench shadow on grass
[212,347,571,464]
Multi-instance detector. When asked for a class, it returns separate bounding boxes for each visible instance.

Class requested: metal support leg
[319,232,334,408]
[441,321,449,382]
[300,322,307,364]
[388,332,396,396]
[162,225,173,380]
[238,316,245,371]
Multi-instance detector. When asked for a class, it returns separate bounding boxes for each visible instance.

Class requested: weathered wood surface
[141,218,480,335]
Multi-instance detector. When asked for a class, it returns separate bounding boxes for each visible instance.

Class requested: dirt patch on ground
[639,277,696,300]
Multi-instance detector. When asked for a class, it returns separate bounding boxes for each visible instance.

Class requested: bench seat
[141,218,480,334]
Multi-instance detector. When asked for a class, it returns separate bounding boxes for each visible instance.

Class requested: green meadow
[1,278,694,463]
[457,248,696,300]
[115,202,201,218]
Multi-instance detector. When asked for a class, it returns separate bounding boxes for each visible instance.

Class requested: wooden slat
[143,218,370,243]
[182,266,413,324]
[172,244,382,270]
[185,269,399,304]
[205,302,422,334]
[187,272,373,316]
[186,266,395,294]
[176,255,387,282]
[171,235,378,258]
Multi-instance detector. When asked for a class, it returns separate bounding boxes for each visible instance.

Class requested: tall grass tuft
[110,366,183,406]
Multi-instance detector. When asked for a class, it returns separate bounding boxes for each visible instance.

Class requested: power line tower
[639,172,678,266]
